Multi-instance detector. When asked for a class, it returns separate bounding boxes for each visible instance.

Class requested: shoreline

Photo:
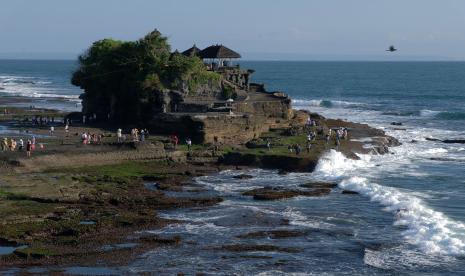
[0,105,400,270]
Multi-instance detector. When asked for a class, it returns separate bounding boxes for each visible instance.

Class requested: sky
[1,0,465,60]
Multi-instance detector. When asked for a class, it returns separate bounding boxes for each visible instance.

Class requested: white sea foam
[423,148,448,155]
[292,99,365,109]
[0,74,81,102]
[420,109,441,117]
[282,207,334,229]
[314,150,465,256]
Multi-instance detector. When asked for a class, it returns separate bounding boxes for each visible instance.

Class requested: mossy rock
[14,246,57,259]
[139,235,181,245]
[243,187,331,201]
[300,182,337,189]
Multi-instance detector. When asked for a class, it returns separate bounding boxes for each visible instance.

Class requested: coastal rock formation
[242,186,331,200]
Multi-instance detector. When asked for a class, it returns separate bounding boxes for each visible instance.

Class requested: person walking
[19,139,24,151]
[140,129,145,142]
[173,135,179,150]
[117,128,122,143]
[186,138,192,151]
[26,140,32,157]
[295,144,301,155]
[1,138,7,151]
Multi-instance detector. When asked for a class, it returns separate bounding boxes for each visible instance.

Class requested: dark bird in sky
[386,45,397,52]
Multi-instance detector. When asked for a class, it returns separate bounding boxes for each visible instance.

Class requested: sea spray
[314,150,465,256]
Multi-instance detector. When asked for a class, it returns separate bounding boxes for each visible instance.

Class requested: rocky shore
[0,105,399,270]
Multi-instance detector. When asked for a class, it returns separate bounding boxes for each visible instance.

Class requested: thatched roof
[182,45,201,57]
[199,45,241,59]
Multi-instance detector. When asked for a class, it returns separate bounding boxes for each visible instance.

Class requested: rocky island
[0,30,399,270]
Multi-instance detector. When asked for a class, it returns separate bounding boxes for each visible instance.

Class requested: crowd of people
[1,136,36,157]
[116,128,150,143]
[284,115,349,155]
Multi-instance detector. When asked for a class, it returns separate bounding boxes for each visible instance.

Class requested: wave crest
[315,150,465,256]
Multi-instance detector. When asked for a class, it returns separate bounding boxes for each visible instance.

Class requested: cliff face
[149,112,286,144]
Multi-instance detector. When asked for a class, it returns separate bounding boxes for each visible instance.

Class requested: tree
[72,29,220,124]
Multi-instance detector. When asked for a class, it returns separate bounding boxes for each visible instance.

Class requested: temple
[151,44,294,144]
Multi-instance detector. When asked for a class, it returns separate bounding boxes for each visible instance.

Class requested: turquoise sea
[1,60,465,275]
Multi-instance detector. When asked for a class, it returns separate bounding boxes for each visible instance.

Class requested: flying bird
[386,45,397,52]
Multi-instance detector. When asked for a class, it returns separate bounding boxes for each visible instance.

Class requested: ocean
[1,60,465,274]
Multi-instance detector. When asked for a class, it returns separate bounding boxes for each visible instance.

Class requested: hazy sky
[1,0,465,60]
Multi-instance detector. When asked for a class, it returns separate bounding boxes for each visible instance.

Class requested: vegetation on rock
[71,29,221,123]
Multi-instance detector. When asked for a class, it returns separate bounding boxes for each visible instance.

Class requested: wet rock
[221,244,302,253]
[233,174,254,180]
[425,137,441,142]
[155,182,183,192]
[139,235,181,246]
[236,230,305,239]
[390,122,402,126]
[442,139,465,144]
[243,187,331,201]
[54,228,79,237]
[300,182,337,189]
[14,246,56,259]
[277,169,288,175]
[342,190,359,195]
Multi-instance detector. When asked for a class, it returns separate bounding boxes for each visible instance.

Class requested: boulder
[233,174,254,180]
[442,139,465,144]
[243,186,331,201]
[342,190,359,195]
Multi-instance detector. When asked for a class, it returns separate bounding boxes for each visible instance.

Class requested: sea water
[1,60,465,274]
[0,60,82,111]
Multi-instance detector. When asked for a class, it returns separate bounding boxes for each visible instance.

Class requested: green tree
[72,29,220,124]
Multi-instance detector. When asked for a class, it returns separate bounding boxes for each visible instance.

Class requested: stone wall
[233,99,293,119]
[148,113,287,144]
[199,114,271,144]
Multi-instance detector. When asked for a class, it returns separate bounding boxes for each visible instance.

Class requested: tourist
[117,128,122,143]
[325,133,330,145]
[10,138,16,151]
[65,124,69,137]
[140,129,145,142]
[81,132,87,144]
[306,141,312,153]
[307,133,313,143]
[288,145,293,153]
[1,138,7,151]
[19,139,24,151]
[295,144,301,155]
[26,140,32,157]
[82,115,86,124]
[31,136,36,151]
[266,140,271,150]
[50,126,55,136]
[186,138,192,151]
[172,135,179,149]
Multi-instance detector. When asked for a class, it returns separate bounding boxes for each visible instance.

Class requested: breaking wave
[420,110,465,120]
[314,150,465,256]
[0,74,80,102]
[292,99,365,109]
